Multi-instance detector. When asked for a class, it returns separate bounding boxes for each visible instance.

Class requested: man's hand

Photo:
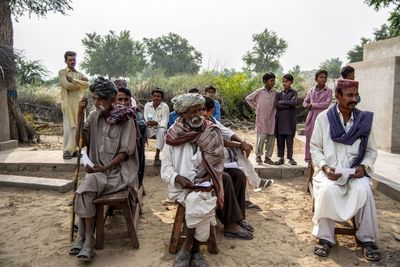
[193,175,211,185]
[146,120,158,127]
[175,175,195,189]
[81,77,89,82]
[66,76,73,82]
[305,103,312,110]
[240,141,253,158]
[79,97,88,110]
[85,164,106,173]
[322,165,341,181]
[350,165,365,179]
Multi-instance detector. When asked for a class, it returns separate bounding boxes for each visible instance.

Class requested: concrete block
[55,164,76,172]
[281,168,306,178]
[257,168,282,179]
[0,174,74,193]
[25,165,39,172]
[39,166,56,172]
[0,140,18,151]
[5,164,19,172]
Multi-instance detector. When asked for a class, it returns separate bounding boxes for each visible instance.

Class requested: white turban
[172,93,205,114]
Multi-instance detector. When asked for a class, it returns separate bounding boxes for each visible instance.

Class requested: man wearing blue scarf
[310,79,380,261]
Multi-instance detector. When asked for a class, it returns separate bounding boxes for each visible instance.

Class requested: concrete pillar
[0,89,18,150]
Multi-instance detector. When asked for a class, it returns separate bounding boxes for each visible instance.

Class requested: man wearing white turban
[161,93,225,267]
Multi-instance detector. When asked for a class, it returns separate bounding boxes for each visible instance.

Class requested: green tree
[319,58,343,79]
[81,30,146,79]
[373,23,392,40]
[243,29,288,73]
[347,37,371,63]
[16,53,50,85]
[0,0,72,143]
[144,33,202,77]
[365,0,400,36]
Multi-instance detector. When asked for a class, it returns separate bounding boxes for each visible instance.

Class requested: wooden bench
[93,186,144,249]
[169,203,218,254]
[307,163,358,242]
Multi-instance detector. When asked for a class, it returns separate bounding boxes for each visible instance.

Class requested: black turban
[89,77,118,99]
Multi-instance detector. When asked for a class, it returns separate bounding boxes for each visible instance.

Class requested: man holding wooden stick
[69,77,139,262]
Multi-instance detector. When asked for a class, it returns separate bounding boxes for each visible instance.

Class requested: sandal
[314,239,331,257]
[361,242,381,261]
[256,156,262,164]
[224,229,253,240]
[259,179,274,189]
[264,157,274,165]
[69,239,84,255]
[190,252,208,267]
[245,200,262,210]
[238,220,254,232]
[288,159,297,165]
[173,249,191,267]
[77,246,96,262]
[274,158,284,165]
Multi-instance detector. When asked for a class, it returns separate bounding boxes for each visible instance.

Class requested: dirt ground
[0,173,399,267]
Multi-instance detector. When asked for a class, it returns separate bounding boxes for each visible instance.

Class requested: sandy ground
[1,173,399,267]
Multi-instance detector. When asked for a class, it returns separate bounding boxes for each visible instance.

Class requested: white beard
[186,116,204,128]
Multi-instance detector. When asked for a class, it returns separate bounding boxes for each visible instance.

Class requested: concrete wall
[392,57,400,153]
[364,36,400,61]
[0,89,10,142]
[352,57,399,152]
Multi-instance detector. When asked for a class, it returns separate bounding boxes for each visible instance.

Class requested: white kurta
[161,143,217,242]
[310,108,378,225]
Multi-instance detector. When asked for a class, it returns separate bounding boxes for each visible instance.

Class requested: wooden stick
[69,105,85,242]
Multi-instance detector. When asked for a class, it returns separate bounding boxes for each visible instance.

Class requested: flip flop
[173,249,191,267]
[238,220,254,233]
[259,179,274,189]
[245,201,262,210]
[190,252,208,267]
[224,229,253,240]
[361,242,381,261]
[77,246,96,262]
[69,239,84,255]
[314,239,331,257]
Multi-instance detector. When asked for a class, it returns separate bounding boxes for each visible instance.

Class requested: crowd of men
[59,51,380,264]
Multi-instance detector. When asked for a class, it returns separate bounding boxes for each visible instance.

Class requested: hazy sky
[13,0,391,77]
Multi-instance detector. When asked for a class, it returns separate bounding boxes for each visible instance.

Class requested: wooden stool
[93,186,143,249]
[169,203,218,254]
[307,163,358,242]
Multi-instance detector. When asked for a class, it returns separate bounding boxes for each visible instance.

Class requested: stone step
[0,174,74,193]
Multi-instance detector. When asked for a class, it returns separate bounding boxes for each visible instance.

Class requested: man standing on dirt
[58,51,89,159]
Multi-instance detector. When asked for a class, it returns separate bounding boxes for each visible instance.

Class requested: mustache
[347,102,357,106]
[191,116,203,123]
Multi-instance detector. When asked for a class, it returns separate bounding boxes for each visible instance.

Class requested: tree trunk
[0,0,39,143]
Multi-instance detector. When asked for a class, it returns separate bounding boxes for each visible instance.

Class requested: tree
[144,33,202,77]
[319,58,343,79]
[0,0,72,143]
[81,30,146,79]
[365,0,400,36]
[373,23,392,40]
[347,37,371,63]
[16,53,50,85]
[243,29,288,73]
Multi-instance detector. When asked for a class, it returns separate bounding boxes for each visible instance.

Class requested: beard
[186,116,204,128]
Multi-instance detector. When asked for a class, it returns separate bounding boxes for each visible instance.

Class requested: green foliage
[144,33,202,77]
[81,30,146,78]
[10,0,72,20]
[243,29,288,73]
[16,53,50,85]
[319,58,343,78]
[347,37,371,63]
[365,0,400,36]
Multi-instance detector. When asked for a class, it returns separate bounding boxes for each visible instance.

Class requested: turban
[336,79,359,89]
[90,77,118,99]
[114,79,128,89]
[172,93,205,114]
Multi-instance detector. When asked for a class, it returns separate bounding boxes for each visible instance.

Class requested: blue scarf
[326,105,373,168]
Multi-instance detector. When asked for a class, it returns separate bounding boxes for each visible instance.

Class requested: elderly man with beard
[161,93,225,267]
[311,79,380,261]
[69,77,139,262]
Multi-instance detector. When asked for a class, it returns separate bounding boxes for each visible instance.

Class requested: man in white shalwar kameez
[310,79,380,261]
[161,94,225,267]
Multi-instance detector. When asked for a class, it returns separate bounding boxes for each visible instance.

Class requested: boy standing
[246,72,277,164]
[274,74,298,165]
[205,85,221,121]
[303,70,332,164]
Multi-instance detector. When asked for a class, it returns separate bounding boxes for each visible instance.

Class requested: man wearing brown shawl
[69,77,139,262]
[161,93,225,267]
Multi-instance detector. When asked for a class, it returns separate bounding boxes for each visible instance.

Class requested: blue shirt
[213,99,221,121]
[168,111,180,128]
